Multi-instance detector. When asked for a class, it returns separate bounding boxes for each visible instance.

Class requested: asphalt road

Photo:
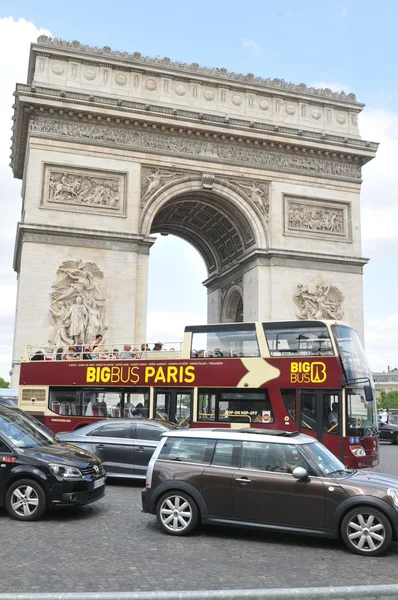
[2,443,398,594]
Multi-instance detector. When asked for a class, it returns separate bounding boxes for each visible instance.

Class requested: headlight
[49,464,82,478]
[388,489,398,511]
[349,445,366,457]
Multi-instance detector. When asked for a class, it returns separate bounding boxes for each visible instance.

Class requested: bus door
[153,388,193,427]
[298,390,342,459]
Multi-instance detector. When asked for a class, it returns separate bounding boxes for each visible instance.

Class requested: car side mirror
[292,467,309,480]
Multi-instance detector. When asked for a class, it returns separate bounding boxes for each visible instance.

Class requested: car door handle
[137,446,146,452]
[235,477,251,483]
[97,444,105,449]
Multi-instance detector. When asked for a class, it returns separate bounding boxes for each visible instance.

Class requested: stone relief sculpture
[140,168,181,206]
[48,170,120,209]
[293,275,344,320]
[235,180,269,217]
[30,118,362,181]
[49,260,106,345]
[288,202,344,234]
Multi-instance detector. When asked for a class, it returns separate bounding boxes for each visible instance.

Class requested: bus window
[263,323,333,357]
[198,389,273,424]
[198,391,216,421]
[82,390,122,418]
[188,324,259,358]
[49,389,79,416]
[323,393,340,434]
[281,390,296,421]
[301,392,317,430]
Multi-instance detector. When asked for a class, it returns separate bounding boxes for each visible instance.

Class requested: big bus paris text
[18,320,379,469]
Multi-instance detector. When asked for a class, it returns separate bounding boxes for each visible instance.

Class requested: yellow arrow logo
[237,358,281,388]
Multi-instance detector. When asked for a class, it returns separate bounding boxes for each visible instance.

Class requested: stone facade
[9,36,378,385]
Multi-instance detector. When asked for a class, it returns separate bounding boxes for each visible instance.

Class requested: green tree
[0,377,10,389]
[379,390,398,409]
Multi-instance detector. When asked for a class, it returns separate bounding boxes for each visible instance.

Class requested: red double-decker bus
[18,320,378,469]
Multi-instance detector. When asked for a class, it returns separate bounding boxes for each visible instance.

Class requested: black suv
[0,405,106,520]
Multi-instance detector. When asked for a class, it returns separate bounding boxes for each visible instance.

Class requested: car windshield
[301,441,348,477]
[0,410,56,448]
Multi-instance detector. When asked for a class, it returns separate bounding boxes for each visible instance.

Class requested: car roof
[161,428,315,445]
[60,418,178,433]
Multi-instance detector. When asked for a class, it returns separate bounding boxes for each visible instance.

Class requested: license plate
[372,460,378,466]
[93,476,105,489]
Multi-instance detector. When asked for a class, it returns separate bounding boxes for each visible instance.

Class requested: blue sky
[0,1,397,377]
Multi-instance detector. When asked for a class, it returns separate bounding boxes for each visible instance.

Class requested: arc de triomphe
[9,36,377,383]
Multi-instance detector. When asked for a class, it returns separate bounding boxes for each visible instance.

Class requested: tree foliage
[0,377,10,389]
[379,390,398,409]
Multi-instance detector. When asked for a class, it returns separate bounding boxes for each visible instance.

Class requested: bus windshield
[346,388,378,435]
[331,324,372,382]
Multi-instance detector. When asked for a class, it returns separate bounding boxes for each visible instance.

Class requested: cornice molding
[13,222,154,272]
[35,36,361,105]
[14,84,378,151]
[25,116,363,183]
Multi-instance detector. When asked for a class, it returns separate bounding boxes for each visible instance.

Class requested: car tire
[341,506,392,556]
[394,433,398,445]
[156,491,199,536]
[5,478,47,521]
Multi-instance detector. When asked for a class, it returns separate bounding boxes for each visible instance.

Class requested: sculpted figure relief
[293,275,344,321]
[140,168,182,207]
[235,180,269,216]
[48,171,120,210]
[49,260,106,345]
[288,202,344,234]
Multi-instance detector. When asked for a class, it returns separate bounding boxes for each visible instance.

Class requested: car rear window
[159,437,215,464]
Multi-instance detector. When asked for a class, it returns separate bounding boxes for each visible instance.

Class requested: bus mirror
[364,386,374,402]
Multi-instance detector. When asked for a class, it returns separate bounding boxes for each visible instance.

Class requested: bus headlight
[388,489,398,511]
[349,445,366,457]
[49,464,82,479]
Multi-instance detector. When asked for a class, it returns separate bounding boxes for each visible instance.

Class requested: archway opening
[146,234,207,345]
[145,188,259,341]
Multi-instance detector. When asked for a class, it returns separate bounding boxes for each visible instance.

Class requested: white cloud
[0,17,52,381]
[366,314,398,371]
[310,81,352,94]
[240,39,262,55]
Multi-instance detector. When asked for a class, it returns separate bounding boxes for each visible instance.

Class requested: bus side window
[301,393,317,430]
[281,390,296,421]
[323,393,340,435]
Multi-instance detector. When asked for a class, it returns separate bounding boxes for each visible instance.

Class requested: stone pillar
[134,245,152,347]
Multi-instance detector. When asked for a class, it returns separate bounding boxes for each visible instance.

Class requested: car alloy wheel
[156,492,199,536]
[341,506,392,556]
[5,478,46,521]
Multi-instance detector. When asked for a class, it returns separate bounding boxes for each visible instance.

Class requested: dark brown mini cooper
[142,429,398,556]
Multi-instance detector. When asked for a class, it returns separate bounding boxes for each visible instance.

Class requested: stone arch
[221,284,244,323]
[139,176,269,275]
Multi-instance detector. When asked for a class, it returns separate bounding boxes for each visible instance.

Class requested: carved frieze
[42,164,127,217]
[284,195,351,242]
[30,117,362,182]
[49,260,106,346]
[293,274,344,321]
